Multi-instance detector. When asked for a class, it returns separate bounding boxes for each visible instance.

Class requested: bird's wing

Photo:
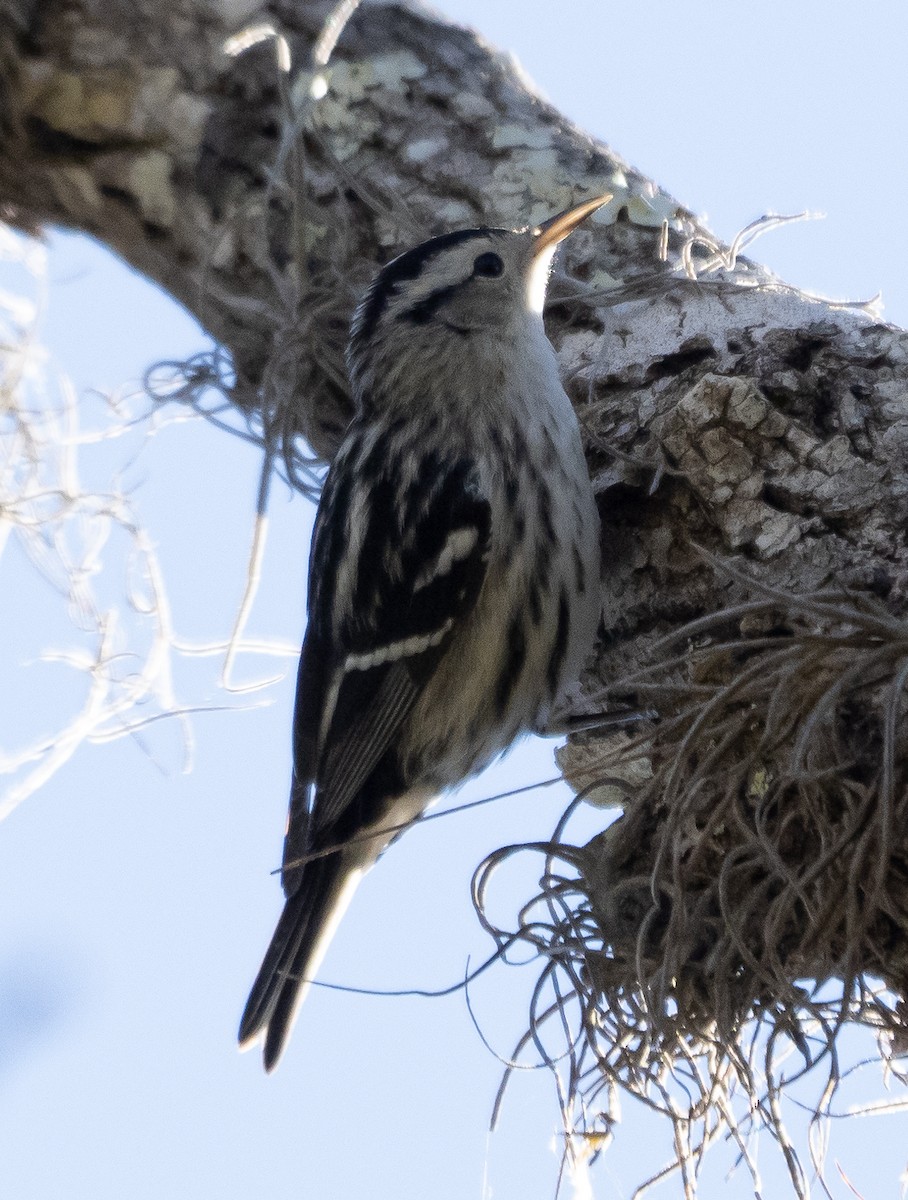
[281,446,492,895]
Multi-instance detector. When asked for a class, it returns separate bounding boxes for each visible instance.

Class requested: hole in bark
[783,336,828,372]
[25,117,98,157]
[868,568,894,598]
[99,183,135,208]
[645,341,716,382]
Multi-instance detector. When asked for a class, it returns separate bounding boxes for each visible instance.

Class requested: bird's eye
[472,252,504,278]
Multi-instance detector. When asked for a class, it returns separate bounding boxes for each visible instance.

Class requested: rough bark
[3,0,908,1089]
[5,0,905,623]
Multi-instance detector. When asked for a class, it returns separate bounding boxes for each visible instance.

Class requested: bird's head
[346,194,611,403]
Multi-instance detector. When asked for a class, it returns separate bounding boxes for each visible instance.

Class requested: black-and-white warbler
[239,194,610,1070]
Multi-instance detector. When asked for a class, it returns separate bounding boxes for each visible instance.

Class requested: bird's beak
[531,193,613,258]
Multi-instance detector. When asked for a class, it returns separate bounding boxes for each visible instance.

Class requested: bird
[238,193,610,1071]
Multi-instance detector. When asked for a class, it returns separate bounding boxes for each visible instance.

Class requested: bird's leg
[537,708,655,737]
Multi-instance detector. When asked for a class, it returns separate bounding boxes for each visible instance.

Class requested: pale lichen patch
[56,166,102,213]
[369,50,428,88]
[405,137,447,163]
[135,67,179,126]
[127,150,176,228]
[451,93,495,121]
[623,188,681,229]
[588,266,623,291]
[491,123,555,150]
[28,69,138,141]
[434,199,476,225]
[323,60,373,103]
[166,93,211,152]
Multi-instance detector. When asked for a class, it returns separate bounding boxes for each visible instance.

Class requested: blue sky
[2,3,907,1198]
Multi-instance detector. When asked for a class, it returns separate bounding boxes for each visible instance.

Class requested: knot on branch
[656,374,877,558]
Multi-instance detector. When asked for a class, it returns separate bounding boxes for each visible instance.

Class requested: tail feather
[237,882,319,1051]
[238,852,364,1071]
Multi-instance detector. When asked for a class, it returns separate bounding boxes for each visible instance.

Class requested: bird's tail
[238,852,364,1072]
